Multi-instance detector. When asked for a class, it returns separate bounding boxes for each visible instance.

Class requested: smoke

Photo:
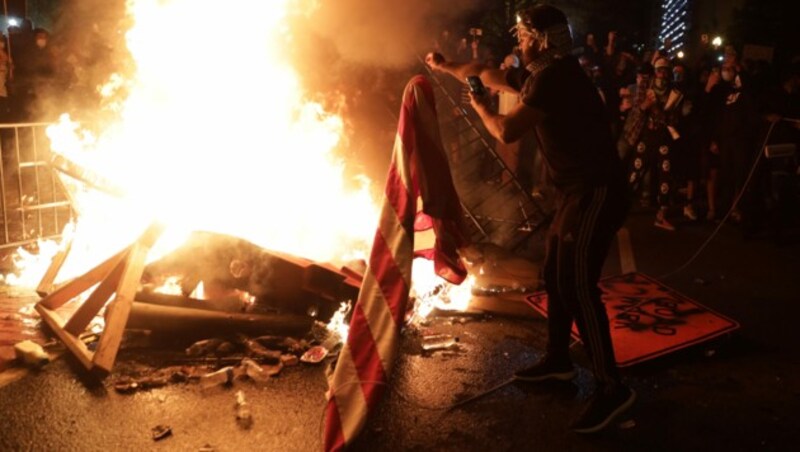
[32,0,484,186]
[284,0,482,184]
[36,0,130,123]
[304,0,480,68]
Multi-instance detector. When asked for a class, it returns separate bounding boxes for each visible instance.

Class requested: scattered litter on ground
[79,333,100,345]
[241,358,281,383]
[235,390,253,429]
[254,336,306,354]
[107,328,342,393]
[280,354,299,367]
[300,346,328,364]
[421,334,459,352]
[17,304,38,318]
[186,339,224,357]
[151,425,172,441]
[200,366,240,389]
[115,375,169,393]
[14,340,50,368]
[113,365,195,394]
[238,334,282,362]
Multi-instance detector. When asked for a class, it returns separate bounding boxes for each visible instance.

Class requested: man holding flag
[427,4,635,433]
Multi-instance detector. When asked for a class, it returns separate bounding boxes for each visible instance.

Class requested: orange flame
[9,0,380,287]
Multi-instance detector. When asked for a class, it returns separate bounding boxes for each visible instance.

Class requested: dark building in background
[3,0,59,34]
[652,0,794,65]
[656,0,691,55]
[3,0,26,18]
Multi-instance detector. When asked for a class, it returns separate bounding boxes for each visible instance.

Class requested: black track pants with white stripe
[543,183,631,387]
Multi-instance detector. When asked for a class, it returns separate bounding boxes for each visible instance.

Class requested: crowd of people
[0,20,58,123]
[434,25,800,237]
[425,4,798,435]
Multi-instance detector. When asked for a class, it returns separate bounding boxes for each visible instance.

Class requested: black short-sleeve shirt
[506,57,624,192]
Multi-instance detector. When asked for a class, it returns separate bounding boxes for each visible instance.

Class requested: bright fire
[15,0,379,285]
[4,0,474,330]
[408,258,474,324]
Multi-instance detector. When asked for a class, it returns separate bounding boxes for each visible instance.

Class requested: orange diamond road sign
[525,272,740,367]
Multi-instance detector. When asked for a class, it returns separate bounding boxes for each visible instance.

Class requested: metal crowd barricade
[0,122,74,250]
[420,62,553,251]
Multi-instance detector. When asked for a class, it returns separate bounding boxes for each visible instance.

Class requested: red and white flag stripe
[323,75,467,451]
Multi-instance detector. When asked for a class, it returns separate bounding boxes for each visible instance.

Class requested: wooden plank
[34,304,94,370]
[137,222,166,248]
[36,239,74,297]
[92,241,152,374]
[38,247,130,310]
[63,258,126,336]
[126,301,314,336]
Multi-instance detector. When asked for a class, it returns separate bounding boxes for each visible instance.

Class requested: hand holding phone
[466,75,486,96]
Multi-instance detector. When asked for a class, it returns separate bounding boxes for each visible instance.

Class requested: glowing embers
[137,231,362,333]
[408,243,543,325]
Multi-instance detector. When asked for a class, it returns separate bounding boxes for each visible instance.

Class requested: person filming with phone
[425,4,635,433]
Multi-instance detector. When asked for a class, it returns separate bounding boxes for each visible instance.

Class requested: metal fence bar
[51,151,60,236]
[0,122,74,250]
[0,132,7,244]
[419,61,552,249]
[15,200,72,212]
[13,126,26,240]
[32,128,44,238]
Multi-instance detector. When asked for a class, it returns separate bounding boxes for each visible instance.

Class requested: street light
[712,36,723,47]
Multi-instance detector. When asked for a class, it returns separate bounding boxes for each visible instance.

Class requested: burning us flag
[323,75,467,450]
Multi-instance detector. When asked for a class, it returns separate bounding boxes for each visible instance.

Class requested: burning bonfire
[4,0,494,377]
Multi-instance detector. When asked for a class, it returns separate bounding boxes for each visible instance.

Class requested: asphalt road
[1,208,799,451]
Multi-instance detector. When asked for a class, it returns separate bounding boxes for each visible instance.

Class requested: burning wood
[142,231,361,322]
[34,224,362,376]
[49,153,126,198]
[122,231,363,338]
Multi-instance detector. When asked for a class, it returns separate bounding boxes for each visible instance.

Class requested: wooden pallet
[34,223,164,377]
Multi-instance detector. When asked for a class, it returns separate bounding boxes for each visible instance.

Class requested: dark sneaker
[683,205,698,221]
[654,217,676,231]
[571,385,636,434]
[514,356,575,382]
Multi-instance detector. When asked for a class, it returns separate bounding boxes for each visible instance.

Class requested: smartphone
[466,75,486,96]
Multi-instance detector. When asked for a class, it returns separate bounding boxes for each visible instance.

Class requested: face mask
[36,39,47,48]
[721,70,735,82]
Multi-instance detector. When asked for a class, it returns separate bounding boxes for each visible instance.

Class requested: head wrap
[511,5,573,74]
